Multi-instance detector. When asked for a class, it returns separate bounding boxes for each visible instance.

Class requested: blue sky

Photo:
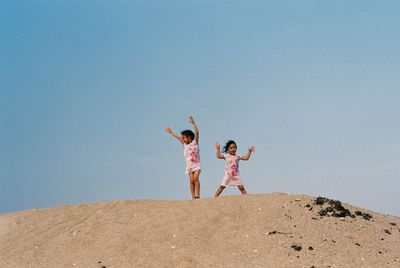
[1,1,399,215]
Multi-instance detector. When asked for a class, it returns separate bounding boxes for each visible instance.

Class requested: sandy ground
[1,193,399,268]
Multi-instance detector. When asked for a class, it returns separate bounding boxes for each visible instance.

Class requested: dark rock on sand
[316,197,353,218]
[291,244,302,251]
[315,197,329,205]
[354,210,373,221]
[384,229,391,235]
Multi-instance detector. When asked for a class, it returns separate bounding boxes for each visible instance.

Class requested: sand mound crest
[1,193,399,267]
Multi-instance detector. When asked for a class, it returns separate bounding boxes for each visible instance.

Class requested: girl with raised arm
[214,140,255,197]
[165,116,201,199]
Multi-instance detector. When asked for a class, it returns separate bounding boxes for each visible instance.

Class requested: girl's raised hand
[249,146,255,152]
[215,143,221,149]
[189,116,195,124]
[164,127,172,134]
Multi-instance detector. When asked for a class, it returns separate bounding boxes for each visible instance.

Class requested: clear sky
[1,0,399,215]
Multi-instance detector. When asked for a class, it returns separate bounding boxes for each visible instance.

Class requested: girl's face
[182,135,192,144]
[228,143,237,155]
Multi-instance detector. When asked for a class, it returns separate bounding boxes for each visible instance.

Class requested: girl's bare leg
[189,173,196,200]
[193,170,201,198]
[238,185,247,195]
[214,185,225,197]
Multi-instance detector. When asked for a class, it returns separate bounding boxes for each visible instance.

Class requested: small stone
[308,246,314,250]
[355,211,373,220]
[315,197,328,205]
[305,204,311,208]
[355,243,361,246]
[291,244,302,251]
[362,213,373,220]
[384,229,391,235]
[389,222,397,226]
[295,198,301,201]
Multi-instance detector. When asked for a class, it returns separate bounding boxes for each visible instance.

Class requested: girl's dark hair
[223,140,237,152]
[181,130,195,140]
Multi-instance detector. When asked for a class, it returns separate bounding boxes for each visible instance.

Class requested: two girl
[165,116,255,199]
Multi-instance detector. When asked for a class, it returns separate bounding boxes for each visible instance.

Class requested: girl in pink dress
[214,140,255,197]
[165,116,201,199]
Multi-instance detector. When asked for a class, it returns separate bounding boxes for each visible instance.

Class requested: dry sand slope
[1,193,399,268]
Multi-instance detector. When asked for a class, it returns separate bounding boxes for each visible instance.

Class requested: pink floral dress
[183,140,201,175]
[220,153,243,186]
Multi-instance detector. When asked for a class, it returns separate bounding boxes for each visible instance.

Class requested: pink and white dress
[183,140,201,175]
[220,153,243,186]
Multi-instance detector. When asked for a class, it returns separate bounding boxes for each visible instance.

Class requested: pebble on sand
[291,244,302,251]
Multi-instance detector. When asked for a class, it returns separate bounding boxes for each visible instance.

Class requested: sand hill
[1,193,399,268]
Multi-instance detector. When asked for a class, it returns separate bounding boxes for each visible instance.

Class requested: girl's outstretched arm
[241,146,255,161]
[165,127,184,145]
[189,116,199,143]
[215,143,225,159]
